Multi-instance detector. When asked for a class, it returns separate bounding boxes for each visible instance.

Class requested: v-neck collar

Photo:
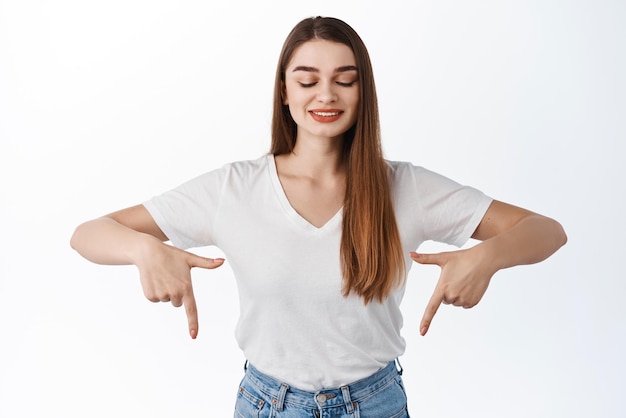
[267,154,343,234]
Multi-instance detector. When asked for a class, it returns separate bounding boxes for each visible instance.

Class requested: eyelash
[299,81,357,88]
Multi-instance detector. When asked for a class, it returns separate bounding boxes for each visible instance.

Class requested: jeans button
[316,394,327,403]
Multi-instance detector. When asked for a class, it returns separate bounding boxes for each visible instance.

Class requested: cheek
[351,90,360,106]
[344,87,360,108]
[347,95,360,116]
[286,102,305,124]
[283,83,301,106]
[284,88,313,114]
[347,97,360,124]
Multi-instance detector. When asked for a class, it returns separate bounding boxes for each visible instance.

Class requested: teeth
[312,111,340,117]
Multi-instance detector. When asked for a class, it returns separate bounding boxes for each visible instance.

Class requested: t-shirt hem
[453,195,494,247]
[142,201,193,249]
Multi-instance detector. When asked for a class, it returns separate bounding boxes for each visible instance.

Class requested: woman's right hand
[135,237,225,339]
[71,204,224,339]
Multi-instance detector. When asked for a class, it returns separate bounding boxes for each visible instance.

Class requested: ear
[281,81,288,105]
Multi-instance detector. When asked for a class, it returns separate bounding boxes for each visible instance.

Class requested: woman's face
[283,39,359,142]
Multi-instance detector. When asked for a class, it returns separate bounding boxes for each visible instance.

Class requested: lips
[309,109,343,123]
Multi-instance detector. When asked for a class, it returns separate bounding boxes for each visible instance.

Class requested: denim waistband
[243,360,402,412]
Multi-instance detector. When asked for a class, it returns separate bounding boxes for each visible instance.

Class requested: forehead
[286,40,356,70]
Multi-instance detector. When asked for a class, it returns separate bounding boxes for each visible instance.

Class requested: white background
[1,1,624,417]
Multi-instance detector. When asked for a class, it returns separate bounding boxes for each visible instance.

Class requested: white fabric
[143,154,492,390]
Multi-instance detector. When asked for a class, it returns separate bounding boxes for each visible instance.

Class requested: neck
[287,133,346,177]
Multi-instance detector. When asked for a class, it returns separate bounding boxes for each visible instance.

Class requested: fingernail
[214,258,225,263]
[410,252,420,259]
[190,329,197,339]
[420,326,427,336]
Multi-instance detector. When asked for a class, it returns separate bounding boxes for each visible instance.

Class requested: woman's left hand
[410,200,567,337]
[410,247,496,336]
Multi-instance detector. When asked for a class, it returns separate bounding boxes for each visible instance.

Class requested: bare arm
[471,200,567,269]
[411,200,567,336]
[70,204,224,339]
[70,205,167,265]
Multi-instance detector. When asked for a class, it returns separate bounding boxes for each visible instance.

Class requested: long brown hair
[271,17,406,303]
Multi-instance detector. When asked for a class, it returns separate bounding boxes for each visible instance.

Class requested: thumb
[188,254,225,270]
[410,251,445,267]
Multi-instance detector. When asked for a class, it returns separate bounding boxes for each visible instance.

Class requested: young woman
[71,16,566,418]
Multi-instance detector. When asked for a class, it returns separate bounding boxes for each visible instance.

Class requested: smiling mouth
[309,110,343,122]
[311,111,341,117]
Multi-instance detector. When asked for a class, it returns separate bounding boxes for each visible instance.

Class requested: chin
[311,125,353,140]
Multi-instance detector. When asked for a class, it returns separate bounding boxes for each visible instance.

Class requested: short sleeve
[143,167,227,249]
[390,162,493,247]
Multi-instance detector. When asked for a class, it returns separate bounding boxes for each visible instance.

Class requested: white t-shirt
[143,154,492,390]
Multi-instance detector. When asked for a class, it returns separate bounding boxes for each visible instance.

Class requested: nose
[316,81,337,103]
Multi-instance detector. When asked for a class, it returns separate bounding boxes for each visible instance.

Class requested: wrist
[472,239,505,275]
[129,232,163,266]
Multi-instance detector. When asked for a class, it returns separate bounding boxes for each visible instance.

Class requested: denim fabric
[234,361,409,418]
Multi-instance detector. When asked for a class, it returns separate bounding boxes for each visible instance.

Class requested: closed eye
[297,80,357,88]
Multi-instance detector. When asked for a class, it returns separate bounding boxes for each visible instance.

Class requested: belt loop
[243,360,248,372]
[341,386,354,413]
[275,383,288,411]
[395,358,404,376]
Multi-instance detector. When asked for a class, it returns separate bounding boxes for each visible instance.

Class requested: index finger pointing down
[420,287,444,336]
[184,292,199,339]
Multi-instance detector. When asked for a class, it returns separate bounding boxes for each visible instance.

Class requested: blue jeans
[234,360,410,418]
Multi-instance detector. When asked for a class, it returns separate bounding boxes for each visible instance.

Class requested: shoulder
[219,154,271,174]
[385,159,433,184]
[385,159,479,196]
[193,154,270,184]
[161,154,270,195]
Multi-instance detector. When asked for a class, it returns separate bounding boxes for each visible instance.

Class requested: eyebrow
[292,65,358,73]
